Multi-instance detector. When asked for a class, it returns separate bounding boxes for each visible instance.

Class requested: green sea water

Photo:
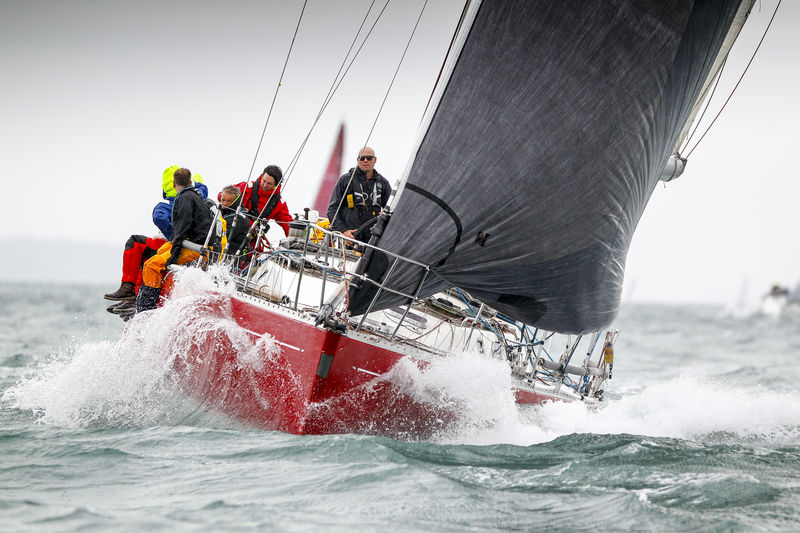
[1,282,799,532]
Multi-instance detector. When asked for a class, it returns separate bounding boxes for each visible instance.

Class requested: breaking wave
[528,374,800,445]
[5,266,800,447]
[359,356,800,446]
[3,266,258,428]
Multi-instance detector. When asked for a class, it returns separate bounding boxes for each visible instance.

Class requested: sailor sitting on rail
[104,165,208,313]
[136,168,213,312]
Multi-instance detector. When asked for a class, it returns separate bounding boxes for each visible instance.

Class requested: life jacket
[203,198,227,254]
[249,180,282,218]
[220,196,250,255]
[348,173,384,220]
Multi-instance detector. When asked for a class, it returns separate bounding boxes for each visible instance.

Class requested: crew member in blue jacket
[153,165,209,240]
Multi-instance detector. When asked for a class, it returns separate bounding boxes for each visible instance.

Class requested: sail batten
[350,0,749,334]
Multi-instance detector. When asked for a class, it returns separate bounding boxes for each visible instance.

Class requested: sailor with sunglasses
[327,146,391,242]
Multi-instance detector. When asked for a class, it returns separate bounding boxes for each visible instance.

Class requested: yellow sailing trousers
[142,242,201,288]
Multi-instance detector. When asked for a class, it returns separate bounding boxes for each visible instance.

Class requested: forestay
[349,0,750,333]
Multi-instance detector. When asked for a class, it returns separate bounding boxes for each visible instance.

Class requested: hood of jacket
[162,165,206,199]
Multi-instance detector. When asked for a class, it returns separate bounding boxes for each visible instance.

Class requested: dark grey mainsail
[349,0,751,333]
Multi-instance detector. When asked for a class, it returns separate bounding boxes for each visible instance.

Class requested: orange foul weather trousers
[121,234,167,291]
[142,242,201,289]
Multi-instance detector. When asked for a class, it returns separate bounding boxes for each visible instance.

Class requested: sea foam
[6,266,799,446]
[378,354,800,446]
[4,266,259,428]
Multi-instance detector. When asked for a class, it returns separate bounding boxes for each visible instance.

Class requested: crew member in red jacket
[234,164,293,237]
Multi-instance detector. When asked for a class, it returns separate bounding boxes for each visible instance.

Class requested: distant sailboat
[761,281,800,317]
[312,123,344,215]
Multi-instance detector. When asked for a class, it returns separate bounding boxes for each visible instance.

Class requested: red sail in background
[313,123,345,215]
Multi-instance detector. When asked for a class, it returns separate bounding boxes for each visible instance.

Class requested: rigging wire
[454,287,503,340]
[678,56,728,155]
[405,318,449,342]
[363,0,430,146]
[421,0,470,122]
[281,0,385,182]
[224,1,307,254]
[329,0,430,231]
[244,0,308,185]
[685,0,782,159]
[234,0,388,255]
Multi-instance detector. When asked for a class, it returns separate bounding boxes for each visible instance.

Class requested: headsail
[350,0,752,333]
[313,123,345,214]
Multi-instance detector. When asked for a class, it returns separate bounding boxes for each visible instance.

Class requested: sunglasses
[358,155,375,161]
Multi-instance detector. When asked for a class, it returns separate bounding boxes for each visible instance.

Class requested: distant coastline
[0,239,120,285]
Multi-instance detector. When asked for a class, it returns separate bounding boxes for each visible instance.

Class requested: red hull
[173,294,463,437]
[172,292,561,437]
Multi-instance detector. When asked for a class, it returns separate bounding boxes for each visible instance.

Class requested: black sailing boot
[106,300,137,321]
[107,300,136,314]
[104,281,136,301]
[136,285,162,312]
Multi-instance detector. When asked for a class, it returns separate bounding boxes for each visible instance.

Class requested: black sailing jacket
[220,196,249,254]
[326,167,391,233]
[170,186,213,262]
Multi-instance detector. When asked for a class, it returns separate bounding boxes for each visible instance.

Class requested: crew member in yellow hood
[154,165,208,239]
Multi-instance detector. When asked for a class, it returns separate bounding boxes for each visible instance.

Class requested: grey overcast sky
[1,1,798,305]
